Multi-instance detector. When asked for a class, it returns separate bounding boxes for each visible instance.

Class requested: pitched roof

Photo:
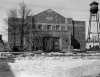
[32,9,65,24]
[33,9,65,18]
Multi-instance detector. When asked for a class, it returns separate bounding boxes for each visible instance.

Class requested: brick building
[8,9,85,52]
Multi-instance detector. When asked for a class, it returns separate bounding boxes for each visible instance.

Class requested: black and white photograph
[0,0,100,77]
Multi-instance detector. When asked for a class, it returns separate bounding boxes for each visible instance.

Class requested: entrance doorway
[43,37,60,52]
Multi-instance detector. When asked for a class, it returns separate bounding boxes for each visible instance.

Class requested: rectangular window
[38,24,42,30]
[47,25,51,30]
[56,25,60,30]
[53,26,56,30]
[32,24,36,29]
[61,26,65,31]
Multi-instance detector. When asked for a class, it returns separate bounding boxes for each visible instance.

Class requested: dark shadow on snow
[0,62,15,77]
[71,35,80,49]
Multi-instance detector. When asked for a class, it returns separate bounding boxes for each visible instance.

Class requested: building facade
[67,18,86,50]
[8,9,85,52]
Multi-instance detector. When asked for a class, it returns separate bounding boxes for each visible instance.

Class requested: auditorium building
[8,9,86,52]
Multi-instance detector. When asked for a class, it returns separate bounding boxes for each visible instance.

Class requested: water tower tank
[90,1,99,14]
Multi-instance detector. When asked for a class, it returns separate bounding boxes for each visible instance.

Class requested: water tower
[87,1,100,46]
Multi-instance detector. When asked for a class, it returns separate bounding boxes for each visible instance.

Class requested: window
[46,17,53,21]
[53,26,56,30]
[47,25,51,30]
[38,24,42,30]
[61,26,65,31]
[56,25,60,30]
[32,24,35,29]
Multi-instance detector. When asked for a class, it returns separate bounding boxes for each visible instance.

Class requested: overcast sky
[0,0,99,41]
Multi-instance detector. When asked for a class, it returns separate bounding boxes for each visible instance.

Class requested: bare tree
[18,2,31,50]
[7,2,31,51]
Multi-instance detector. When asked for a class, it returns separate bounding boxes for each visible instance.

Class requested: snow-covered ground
[8,56,100,77]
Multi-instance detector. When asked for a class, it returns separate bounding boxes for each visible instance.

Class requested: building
[67,19,86,50]
[8,9,85,52]
[8,18,22,50]
[0,35,5,51]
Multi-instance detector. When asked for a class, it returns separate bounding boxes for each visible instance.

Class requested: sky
[0,0,99,41]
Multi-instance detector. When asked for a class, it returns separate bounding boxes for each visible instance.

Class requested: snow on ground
[8,56,100,77]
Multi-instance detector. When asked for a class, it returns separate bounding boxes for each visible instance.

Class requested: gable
[33,9,65,24]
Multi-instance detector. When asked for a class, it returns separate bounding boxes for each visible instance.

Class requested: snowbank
[9,56,100,77]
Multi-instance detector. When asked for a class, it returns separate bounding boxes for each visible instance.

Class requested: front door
[43,37,53,52]
[53,37,60,51]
